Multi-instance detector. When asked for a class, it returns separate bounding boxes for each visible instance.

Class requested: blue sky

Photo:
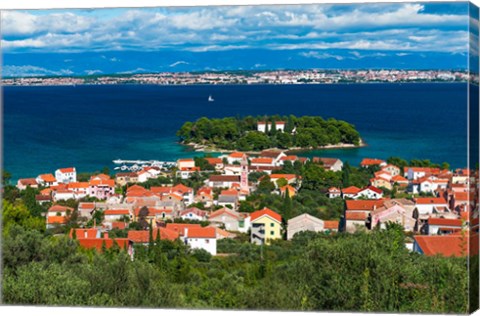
[1,2,474,76]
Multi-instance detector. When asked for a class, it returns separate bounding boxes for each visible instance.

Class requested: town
[12,133,479,259]
[2,69,474,86]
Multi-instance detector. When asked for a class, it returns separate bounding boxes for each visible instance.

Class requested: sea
[2,83,469,181]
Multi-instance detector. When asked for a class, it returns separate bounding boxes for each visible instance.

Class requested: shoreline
[181,138,367,156]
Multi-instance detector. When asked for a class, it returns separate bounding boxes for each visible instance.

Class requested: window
[270,231,274,235]
[205,239,210,244]
[270,223,274,227]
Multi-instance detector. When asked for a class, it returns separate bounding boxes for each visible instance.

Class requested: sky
[0,2,475,76]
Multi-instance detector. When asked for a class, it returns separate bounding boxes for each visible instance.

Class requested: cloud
[0,3,469,56]
[2,65,73,77]
[300,51,344,60]
[169,61,189,67]
[85,69,102,75]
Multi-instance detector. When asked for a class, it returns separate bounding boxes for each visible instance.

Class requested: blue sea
[3,83,468,180]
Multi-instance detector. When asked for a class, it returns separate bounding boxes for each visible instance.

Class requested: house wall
[251,216,281,244]
[186,237,217,255]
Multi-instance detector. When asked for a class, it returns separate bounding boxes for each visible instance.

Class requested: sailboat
[208,95,214,102]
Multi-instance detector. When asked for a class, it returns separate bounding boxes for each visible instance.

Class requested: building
[208,207,246,232]
[55,167,77,184]
[427,217,464,235]
[177,158,195,170]
[404,167,441,181]
[250,207,282,245]
[354,186,383,200]
[104,209,131,222]
[127,228,179,245]
[115,172,138,186]
[341,186,362,199]
[207,175,241,188]
[414,197,449,216]
[287,213,338,240]
[16,178,38,190]
[360,158,386,168]
[413,234,475,257]
[257,121,286,133]
[184,227,217,255]
[180,207,209,221]
[194,187,214,207]
[381,164,401,176]
[313,157,343,172]
[36,173,57,186]
[328,187,342,199]
[88,178,115,200]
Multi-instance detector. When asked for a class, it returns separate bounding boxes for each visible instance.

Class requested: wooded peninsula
[176,115,362,152]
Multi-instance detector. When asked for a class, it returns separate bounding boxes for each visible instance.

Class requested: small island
[176,115,362,152]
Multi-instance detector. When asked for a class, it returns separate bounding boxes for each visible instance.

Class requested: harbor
[112,159,177,171]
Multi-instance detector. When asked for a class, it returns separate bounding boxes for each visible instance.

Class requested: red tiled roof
[178,158,194,162]
[329,187,341,192]
[59,167,75,173]
[404,167,441,174]
[391,175,408,182]
[251,157,274,164]
[270,174,297,180]
[342,186,361,194]
[280,155,298,161]
[171,183,193,194]
[363,186,383,194]
[209,175,241,182]
[39,174,56,182]
[79,202,95,209]
[150,186,172,195]
[111,222,128,230]
[18,178,38,186]
[35,194,51,201]
[67,182,90,189]
[250,207,282,223]
[345,200,384,211]
[323,220,339,230]
[428,217,463,227]
[104,209,130,216]
[70,228,99,239]
[180,207,208,217]
[415,197,447,205]
[208,207,241,220]
[47,216,67,224]
[228,152,246,158]
[187,227,216,238]
[345,211,367,220]
[48,205,74,212]
[360,158,385,166]
[127,228,179,243]
[166,223,202,236]
[221,189,239,196]
[78,238,130,251]
[454,192,470,201]
[414,235,471,257]
[260,150,284,158]
[205,157,223,165]
[89,179,115,187]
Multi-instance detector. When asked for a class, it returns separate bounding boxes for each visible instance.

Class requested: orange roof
[70,228,99,239]
[209,207,241,220]
[454,192,470,201]
[221,189,239,196]
[323,220,339,230]
[360,158,385,166]
[404,167,440,174]
[18,178,38,186]
[47,216,67,224]
[178,158,194,162]
[40,188,52,195]
[280,155,298,161]
[89,179,115,187]
[345,200,384,211]
[58,167,75,173]
[187,227,216,238]
[104,209,130,216]
[415,197,447,205]
[251,157,274,164]
[342,186,361,194]
[78,238,130,251]
[166,223,202,236]
[150,186,172,195]
[111,222,128,230]
[172,183,193,194]
[48,204,74,212]
[250,207,282,223]
[39,174,56,182]
[345,212,368,221]
[67,182,89,189]
[414,235,471,257]
[90,174,111,180]
[127,184,146,192]
[180,167,201,171]
[391,175,408,182]
[205,157,223,165]
[79,202,95,209]
[229,152,246,158]
[127,228,179,243]
[270,174,297,180]
[134,207,172,217]
[428,217,463,227]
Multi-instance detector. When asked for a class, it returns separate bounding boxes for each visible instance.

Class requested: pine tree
[342,161,351,188]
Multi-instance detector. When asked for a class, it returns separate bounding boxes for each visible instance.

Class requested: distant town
[2,69,476,86]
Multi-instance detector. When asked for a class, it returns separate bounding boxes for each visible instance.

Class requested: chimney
[184,228,188,238]
[104,232,109,239]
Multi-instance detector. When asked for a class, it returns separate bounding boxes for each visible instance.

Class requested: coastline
[181,138,367,155]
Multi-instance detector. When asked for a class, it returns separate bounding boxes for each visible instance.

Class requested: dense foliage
[176,115,361,151]
[1,221,471,313]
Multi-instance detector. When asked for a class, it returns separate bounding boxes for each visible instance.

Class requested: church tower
[240,154,249,193]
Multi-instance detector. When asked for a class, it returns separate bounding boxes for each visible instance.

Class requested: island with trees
[176,115,363,152]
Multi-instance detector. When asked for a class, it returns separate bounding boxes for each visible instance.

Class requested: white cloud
[2,65,73,77]
[300,51,344,60]
[169,61,189,67]
[85,69,103,75]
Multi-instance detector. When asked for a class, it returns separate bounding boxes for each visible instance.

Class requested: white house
[180,207,208,221]
[404,167,440,181]
[103,209,131,222]
[259,150,287,166]
[184,227,217,255]
[354,186,383,200]
[414,197,449,216]
[177,158,195,170]
[427,217,464,235]
[55,167,77,184]
[53,190,76,201]
[257,121,286,133]
[287,214,338,240]
[206,175,241,188]
[313,158,343,172]
[328,187,342,198]
[224,152,247,165]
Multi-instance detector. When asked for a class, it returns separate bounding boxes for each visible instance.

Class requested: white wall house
[55,167,77,184]
[354,187,383,200]
[184,227,217,255]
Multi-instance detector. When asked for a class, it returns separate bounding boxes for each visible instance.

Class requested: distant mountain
[2,49,467,77]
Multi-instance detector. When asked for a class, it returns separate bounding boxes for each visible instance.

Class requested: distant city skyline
[1,2,472,76]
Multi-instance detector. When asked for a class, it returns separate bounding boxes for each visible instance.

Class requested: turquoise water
[3,83,468,180]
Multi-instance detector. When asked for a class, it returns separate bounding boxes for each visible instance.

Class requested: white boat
[113,159,123,164]
[208,95,214,102]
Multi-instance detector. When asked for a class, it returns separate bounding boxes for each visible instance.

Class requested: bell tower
[240,154,249,193]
